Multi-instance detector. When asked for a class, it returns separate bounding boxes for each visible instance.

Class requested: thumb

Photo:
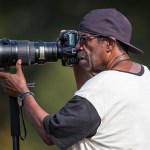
[16,59,23,75]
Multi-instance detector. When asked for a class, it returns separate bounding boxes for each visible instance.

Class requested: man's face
[76,32,107,75]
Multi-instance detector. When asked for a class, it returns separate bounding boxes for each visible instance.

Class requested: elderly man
[0,8,150,150]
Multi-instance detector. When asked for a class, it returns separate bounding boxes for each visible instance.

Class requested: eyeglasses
[77,34,101,44]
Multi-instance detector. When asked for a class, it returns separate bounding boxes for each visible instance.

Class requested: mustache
[77,51,87,59]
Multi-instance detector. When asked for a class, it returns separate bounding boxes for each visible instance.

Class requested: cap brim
[78,29,144,54]
[121,41,144,54]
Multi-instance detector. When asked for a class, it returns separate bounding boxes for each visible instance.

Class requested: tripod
[4,67,20,150]
[9,96,20,150]
[4,67,33,150]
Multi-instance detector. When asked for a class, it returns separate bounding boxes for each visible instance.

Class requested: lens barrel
[0,30,78,68]
[0,39,58,68]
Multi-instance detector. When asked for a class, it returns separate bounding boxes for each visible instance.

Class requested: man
[0,8,150,150]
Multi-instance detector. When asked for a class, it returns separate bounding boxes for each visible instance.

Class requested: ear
[106,39,115,52]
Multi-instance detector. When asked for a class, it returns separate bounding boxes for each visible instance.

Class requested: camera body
[0,30,78,68]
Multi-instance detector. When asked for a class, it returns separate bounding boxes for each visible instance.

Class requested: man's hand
[0,59,29,97]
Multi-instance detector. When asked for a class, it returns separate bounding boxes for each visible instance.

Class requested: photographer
[1,8,150,150]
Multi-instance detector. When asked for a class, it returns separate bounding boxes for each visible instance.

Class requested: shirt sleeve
[43,95,101,150]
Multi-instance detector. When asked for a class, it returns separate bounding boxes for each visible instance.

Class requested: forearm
[23,95,53,145]
[73,65,92,90]
[0,60,53,145]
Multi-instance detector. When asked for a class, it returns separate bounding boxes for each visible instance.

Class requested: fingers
[1,80,18,97]
[17,59,22,65]
[0,72,10,79]
[60,30,66,33]
[0,78,12,94]
[0,59,22,78]
[0,59,26,97]
[16,59,23,76]
[1,79,11,90]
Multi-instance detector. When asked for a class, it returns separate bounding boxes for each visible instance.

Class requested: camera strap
[19,106,27,140]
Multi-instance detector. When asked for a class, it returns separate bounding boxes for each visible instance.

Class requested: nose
[75,42,83,50]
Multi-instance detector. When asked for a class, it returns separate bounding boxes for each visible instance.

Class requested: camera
[0,30,78,68]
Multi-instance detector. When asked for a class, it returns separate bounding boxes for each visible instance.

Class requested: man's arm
[23,95,53,145]
[0,59,53,145]
[73,65,92,90]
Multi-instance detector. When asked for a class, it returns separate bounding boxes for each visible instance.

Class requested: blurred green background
[0,0,150,150]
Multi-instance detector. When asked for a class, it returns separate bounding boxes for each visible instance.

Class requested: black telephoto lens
[0,30,78,68]
[0,39,58,68]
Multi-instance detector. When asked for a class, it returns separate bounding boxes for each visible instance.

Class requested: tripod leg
[9,96,20,150]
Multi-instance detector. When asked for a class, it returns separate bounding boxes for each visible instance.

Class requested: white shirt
[72,65,150,150]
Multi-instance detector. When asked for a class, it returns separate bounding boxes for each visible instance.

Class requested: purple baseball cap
[78,8,144,54]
